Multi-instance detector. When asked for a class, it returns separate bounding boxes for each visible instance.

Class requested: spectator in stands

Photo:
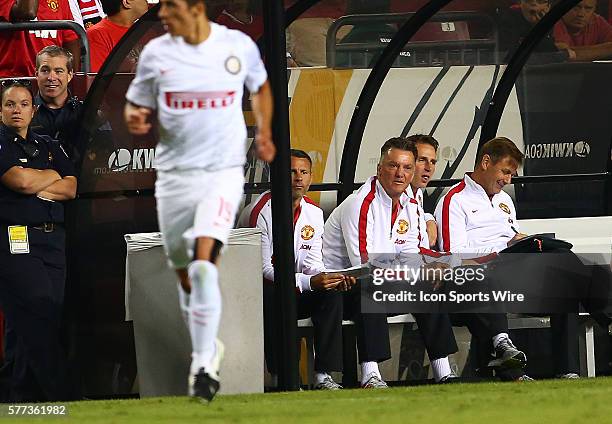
[73,0,105,29]
[86,0,149,72]
[323,137,464,388]
[240,149,353,390]
[0,0,82,77]
[554,0,612,60]
[498,0,566,60]
[30,46,82,160]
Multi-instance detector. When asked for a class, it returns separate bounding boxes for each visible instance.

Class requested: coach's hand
[310,272,344,291]
[422,261,449,291]
[124,102,152,135]
[256,128,276,163]
[507,232,528,247]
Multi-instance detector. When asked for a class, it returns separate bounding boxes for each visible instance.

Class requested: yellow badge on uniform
[301,225,314,240]
[499,203,511,214]
[8,226,29,254]
[47,0,59,12]
[396,219,409,234]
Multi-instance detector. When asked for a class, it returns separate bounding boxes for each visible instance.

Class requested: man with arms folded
[240,149,353,390]
[323,137,461,388]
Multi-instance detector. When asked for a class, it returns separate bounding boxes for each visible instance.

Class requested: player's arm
[10,0,38,21]
[124,101,153,135]
[250,80,275,163]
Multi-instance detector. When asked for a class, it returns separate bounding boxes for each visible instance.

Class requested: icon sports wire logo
[164,91,236,109]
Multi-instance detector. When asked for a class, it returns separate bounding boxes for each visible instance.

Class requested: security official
[30,46,83,161]
[0,79,77,402]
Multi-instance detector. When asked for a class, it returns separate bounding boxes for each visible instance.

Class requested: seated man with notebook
[435,137,611,378]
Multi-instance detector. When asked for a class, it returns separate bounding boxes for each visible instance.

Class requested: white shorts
[155,167,244,269]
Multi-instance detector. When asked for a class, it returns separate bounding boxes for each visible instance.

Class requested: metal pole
[261,0,299,391]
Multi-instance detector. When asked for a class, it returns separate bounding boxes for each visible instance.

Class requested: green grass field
[6,377,612,424]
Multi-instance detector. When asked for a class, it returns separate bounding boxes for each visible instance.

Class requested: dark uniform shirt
[0,124,76,225]
[30,93,83,159]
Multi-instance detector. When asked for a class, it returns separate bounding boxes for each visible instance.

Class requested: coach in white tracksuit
[240,150,348,390]
[323,137,458,388]
[434,137,596,378]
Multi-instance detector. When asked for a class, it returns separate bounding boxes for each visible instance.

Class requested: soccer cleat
[488,337,527,369]
[438,372,460,384]
[314,376,342,390]
[189,339,224,402]
[361,374,389,389]
[556,372,580,379]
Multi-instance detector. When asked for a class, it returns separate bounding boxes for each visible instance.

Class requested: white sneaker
[188,339,225,401]
[361,374,388,389]
[314,376,342,390]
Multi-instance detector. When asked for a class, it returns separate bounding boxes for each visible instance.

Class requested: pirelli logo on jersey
[164,91,236,110]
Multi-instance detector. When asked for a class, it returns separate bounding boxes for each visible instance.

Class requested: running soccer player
[123,0,275,401]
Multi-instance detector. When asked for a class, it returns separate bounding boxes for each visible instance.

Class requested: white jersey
[322,176,429,271]
[240,191,325,292]
[434,173,518,258]
[126,22,267,172]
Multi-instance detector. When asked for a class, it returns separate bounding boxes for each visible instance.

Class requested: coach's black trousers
[263,282,343,373]
[344,282,458,363]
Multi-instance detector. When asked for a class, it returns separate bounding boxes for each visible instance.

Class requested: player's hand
[124,103,152,135]
[310,272,344,291]
[255,128,276,163]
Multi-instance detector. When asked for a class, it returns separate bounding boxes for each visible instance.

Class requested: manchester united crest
[396,219,409,234]
[225,55,241,75]
[499,203,511,214]
[301,225,315,240]
[47,0,59,12]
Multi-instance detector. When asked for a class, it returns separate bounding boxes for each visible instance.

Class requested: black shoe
[488,337,527,369]
[191,368,220,402]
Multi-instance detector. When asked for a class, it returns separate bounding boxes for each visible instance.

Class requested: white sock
[188,260,221,375]
[431,357,452,382]
[314,372,331,385]
[176,282,190,328]
[492,332,510,348]
[361,361,381,385]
